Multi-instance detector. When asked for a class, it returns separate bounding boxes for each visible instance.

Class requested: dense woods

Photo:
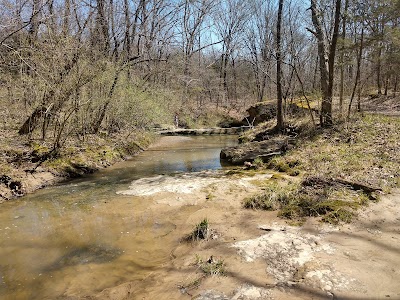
[0,0,399,147]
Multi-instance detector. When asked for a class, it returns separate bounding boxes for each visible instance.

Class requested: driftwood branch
[303,176,383,198]
[334,178,382,193]
[220,137,291,165]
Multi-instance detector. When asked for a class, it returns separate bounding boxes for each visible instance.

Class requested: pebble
[193,290,231,300]
[324,285,332,291]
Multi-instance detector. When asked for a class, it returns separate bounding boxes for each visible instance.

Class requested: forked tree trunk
[91,68,120,133]
[310,0,341,127]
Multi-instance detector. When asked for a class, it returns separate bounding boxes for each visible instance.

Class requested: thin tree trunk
[29,0,41,43]
[347,27,364,120]
[109,0,119,59]
[377,46,382,94]
[96,0,110,53]
[339,0,349,117]
[62,0,70,37]
[312,55,318,90]
[293,63,316,126]
[123,0,131,78]
[384,73,389,96]
[276,0,284,131]
[232,58,238,103]
[91,69,120,133]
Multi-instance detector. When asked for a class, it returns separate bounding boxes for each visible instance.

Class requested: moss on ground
[41,131,155,177]
[245,178,371,224]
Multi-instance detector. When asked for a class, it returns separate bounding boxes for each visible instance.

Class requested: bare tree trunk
[109,0,119,59]
[377,46,382,94]
[48,0,56,34]
[62,0,70,37]
[29,0,41,43]
[232,58,238,103]
[310,0,341,127]
[312,55,318,90]
[222,52,229,101]
[131,2,141,56]
[347,27,364,119]
[123,0,131,78]
[91,69,120,133]
[339,0,349,117]
[276,0,284,131]
[123,0,130,56]
[95,0,110,53]
[293,62,316,126]
[384,73,389,96]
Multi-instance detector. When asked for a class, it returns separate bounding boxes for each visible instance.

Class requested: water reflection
[0,135,237,299]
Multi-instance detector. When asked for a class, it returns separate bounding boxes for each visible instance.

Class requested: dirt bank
[0,130,155,202]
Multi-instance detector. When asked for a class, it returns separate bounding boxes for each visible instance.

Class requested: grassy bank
[0,129,156,201]
[242,114,400,224]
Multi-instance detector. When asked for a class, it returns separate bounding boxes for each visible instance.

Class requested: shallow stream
[0,135,237,299]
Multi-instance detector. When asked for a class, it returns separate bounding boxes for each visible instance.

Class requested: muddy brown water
[0,136,237,299]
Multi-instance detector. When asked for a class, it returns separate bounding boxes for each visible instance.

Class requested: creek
[0,135,237,299]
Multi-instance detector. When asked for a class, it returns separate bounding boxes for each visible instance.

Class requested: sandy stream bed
[87,171,400,300]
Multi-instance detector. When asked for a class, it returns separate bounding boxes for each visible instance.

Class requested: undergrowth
[283,114,399,190]
[244,178,370,224]
[242,114,399,224]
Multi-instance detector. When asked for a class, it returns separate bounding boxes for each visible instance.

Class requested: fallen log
[334,178,383,193]
[220,137,290,165]
[302,176,383,200]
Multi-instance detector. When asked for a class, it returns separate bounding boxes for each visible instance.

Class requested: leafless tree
[309,0,341,127]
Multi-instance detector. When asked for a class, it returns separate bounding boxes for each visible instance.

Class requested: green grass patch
[245,114,399,224]
[266,157,301,176]
[243,181,299,210]
[245,177,372,225]
[184,218,209,242]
